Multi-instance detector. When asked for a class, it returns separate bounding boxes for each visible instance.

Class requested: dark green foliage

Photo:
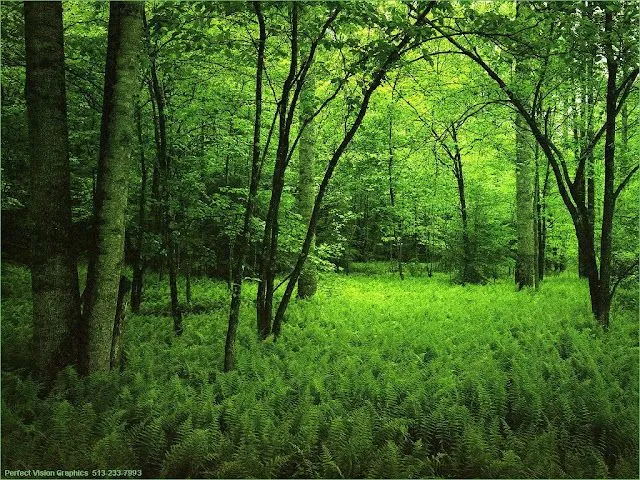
[2,265,637,478]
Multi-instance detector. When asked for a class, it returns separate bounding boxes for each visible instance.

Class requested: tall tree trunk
[454,153,471,283]
[224,1,266,371]
[388,87,404,280]
[131,103,147,313]
[514,111,538,289]
[145,11,182,335]
[537,158,551,281]
[577,68,596,278]
[513,4,538,289]
[82,1,143,374]
[450,125,472,284]
[596,9,618,329]
[24,0,81,383]
[256,2,299,338]
[297,72,318,297]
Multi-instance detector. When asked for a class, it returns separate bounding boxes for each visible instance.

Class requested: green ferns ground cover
[2,264,638,478]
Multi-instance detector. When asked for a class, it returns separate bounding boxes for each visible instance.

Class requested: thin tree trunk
[256,3,299,338]
[82,1,143,374]
[224,1,266,371]
[450,125,472,283]
[131,103,147,313]
[538,158,551,281]
[185,256,192,305]
[455,154,471,283]
[24,0,82,383]
[145,11,182,335]
[388,87,404,280]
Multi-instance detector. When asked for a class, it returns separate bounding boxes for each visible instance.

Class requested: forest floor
[1,263,638,478]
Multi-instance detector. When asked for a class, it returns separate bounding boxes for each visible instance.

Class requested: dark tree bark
[224,0,266,372]
[24,0,82,383]
[82,1,143,373]
[451,134,472,284]
[576,55,596,278]
[597,9,617,329]
[537,158,551,281]
[256,3,340,337]
[185,256,192,305]
[256,2,299,338]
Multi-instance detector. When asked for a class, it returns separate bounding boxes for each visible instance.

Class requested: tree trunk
[145,11,182,336]
[256,3,299,338]
[455,154,472,283]
[537,158,551,281]
[596,9,618,329]
[297,71,318,298]
[82,1,142,373]
[131,103,147,314]
[24,0,82,383]
[110,276,131,372]
[450,124,473,284]
[224,1,266,371]
[514,112,538,289]
[388,88,404,281]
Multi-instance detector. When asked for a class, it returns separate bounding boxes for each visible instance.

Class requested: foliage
[2,264,637,478]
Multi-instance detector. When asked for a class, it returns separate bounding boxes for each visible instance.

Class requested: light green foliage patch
[2,264,638,478]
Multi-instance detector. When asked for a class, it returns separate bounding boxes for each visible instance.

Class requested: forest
[1,0,639,478]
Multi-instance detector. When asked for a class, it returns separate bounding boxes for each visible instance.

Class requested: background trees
[3,0,638,373]
[2,1,639,477]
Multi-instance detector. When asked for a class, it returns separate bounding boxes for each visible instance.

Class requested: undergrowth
[2,264,638,478]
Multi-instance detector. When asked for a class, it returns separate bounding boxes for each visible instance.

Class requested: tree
[255,2,341,338]
[81,1,143,373]
[297,70,319,297]
[513,2,539,289]
[24,0,82,383]
[426,2,638,327]
[273,2,438,337]
[144,8,183,336]
[224,0,266,372]
[130,103,148,313]
[514,109,538,288]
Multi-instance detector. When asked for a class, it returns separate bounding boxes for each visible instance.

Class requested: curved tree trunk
[24,0,82,383]
[82,1,143,373]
